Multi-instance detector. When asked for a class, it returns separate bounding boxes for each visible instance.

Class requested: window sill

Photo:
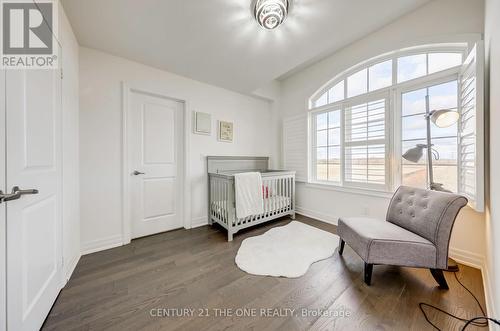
[304,182,394,199]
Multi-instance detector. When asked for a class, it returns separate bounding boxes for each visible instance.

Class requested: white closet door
[0,69,6,331]
[6,66,63,331]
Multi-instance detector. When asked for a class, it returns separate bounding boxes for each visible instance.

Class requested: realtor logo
[1,0,58,68]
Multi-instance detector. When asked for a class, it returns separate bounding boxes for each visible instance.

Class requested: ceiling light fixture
[253,0,290,30]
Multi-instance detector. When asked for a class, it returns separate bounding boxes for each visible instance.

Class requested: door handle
[0,186,39,203]
[132,170,146,176]
[12,186,39,196]
[0,189,20,203]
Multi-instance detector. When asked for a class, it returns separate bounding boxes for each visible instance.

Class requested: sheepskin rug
[235,221,339,278]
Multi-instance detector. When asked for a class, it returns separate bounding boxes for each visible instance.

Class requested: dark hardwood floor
[42,215,487,331]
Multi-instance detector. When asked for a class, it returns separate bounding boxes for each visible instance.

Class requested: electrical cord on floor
[419,269,500,330]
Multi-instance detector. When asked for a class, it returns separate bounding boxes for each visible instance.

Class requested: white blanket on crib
[234,172,264,219]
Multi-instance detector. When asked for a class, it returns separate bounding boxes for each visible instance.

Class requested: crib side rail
[260,173,296,217]
[208,173,235,229]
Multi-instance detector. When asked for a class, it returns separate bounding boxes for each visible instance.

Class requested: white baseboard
[296,206,339,226]
[479,263,497,327]
[449,247,484,270]
[81,234,124,255]
[191,216,208,229]
[64,253,81,283]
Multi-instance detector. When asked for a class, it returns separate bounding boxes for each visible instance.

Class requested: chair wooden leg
[430,269,449,289]
[364,263,373,286]
[339,239,345,255]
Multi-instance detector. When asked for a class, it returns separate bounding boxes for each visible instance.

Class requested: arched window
[306,43,484,211]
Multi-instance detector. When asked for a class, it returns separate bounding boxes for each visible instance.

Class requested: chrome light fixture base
[252,0,292,30]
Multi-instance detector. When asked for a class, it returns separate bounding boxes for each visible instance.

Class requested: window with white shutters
[344,98,388,189]
[283,114,308,182]
[458,42,485,211]
[304,43,485,210]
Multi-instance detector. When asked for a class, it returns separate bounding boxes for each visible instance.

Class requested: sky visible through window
[401,80,458,191]
[312,52,463,109]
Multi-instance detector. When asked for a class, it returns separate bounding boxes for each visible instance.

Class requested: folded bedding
[234,172,264,219]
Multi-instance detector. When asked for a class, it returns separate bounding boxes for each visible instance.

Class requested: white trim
[480,264,496,327]
[64,254,81,284]
[81,234,124,256]
[296,207,339,226]
[191,216,208,228]
[447,250,495,326]
[121,83,191,243]
[303,182,393,199]
[121,83,131,244]
[448,247,484,269]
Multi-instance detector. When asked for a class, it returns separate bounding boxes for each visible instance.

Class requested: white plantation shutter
[283,114,308,182]
[344,97,389,190]
[458,42,485,212]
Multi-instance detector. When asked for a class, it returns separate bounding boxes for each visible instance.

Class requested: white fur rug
[235,221,339,278]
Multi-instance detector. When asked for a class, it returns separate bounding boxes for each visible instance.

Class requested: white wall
[59,2,80,281]
[79,47,277,253]
[485,0,500,319]
[252,80,283,168]
[279,0,487,268]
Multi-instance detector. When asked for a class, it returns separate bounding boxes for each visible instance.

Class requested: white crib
[207,156,296,241]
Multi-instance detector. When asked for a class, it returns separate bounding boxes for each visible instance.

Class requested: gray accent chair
[337,186,468,289]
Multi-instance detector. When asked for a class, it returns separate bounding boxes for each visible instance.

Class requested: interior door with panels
[128,90,184,239]
[0,69,6,331]
[6,63,63,331]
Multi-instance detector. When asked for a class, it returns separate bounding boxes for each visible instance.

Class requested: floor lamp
[402,95,460,271]
[402,95,460,192]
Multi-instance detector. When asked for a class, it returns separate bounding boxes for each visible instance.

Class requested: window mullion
[341,103,346,186]
[326,112,330,181]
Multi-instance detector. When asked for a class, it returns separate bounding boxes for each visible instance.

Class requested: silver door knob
[133,170,145,176]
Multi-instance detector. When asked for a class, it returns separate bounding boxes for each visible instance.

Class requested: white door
[128,90,184,239]
[0,69,6,331]
[6,67,63,331]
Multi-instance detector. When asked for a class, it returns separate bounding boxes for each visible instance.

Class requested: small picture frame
[218,121,233,143]
[194,111,211,135]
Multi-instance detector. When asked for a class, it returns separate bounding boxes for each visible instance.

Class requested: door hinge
[60,70,63,80]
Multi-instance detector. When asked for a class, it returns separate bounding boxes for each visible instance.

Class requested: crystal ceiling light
[253,0,290,30]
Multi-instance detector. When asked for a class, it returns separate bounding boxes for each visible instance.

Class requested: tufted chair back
[386,186,468,269]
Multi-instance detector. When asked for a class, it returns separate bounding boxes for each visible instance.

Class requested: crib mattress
[212,196,291,220]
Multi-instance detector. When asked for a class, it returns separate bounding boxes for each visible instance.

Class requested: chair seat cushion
[337,217,437,268]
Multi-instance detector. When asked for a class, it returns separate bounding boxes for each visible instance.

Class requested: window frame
[308,45,468,194]
[393,72,461,191]
[310,104,343,185]
[309,45,467,109]
[309,90,391,191]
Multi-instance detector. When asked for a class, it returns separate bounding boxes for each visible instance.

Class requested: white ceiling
[61,0,431,94]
